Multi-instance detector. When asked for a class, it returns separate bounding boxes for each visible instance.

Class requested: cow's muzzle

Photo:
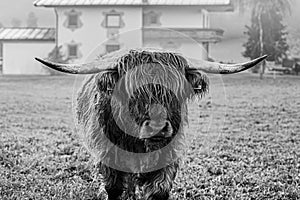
[139,119,173,139]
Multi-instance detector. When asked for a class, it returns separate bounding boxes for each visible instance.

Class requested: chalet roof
[0,28,55,42]
[34,0,231,7]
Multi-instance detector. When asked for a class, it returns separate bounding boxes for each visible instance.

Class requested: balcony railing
[143,27,224,43]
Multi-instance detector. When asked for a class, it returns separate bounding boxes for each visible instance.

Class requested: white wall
[142,6,209,59]
[144,6,207,28]
[3,42,54,75]
[55,6,213,62]
[56,6,143,62]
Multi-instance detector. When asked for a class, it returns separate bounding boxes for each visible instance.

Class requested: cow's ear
[185,69,209,97]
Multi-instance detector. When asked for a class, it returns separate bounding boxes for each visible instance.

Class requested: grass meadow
[0,74,299,199]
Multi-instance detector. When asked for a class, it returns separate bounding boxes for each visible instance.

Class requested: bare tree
[11,18,22,27]
[27,12,38,28]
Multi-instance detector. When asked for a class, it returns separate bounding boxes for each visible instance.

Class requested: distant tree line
[9,12,38,28]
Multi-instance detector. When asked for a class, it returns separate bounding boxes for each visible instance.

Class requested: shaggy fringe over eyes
[108,49,209,101]
[97,50,209,129]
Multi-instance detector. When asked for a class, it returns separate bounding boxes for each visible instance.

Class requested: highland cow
[36,48,266,200]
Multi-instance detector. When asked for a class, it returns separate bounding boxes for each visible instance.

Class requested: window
[68,14,79,27]
[149,15,158,24]
[143,11,161,27]
[0,43,2,58]
[101,10,125,28]
[106,14,121,28]
[203,14,209,28]
[201,9,209,28]
[0,43,2,73]
[106,44,120,53]
[68,44,78,58]
[64,10,82,31]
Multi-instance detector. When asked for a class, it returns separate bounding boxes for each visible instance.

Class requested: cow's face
[96,61,208,151]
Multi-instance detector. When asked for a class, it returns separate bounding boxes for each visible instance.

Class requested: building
[0,27,55,74]
[0,0,235,75]
[34,0,234,64]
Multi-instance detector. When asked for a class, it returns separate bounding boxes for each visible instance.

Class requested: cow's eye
[106,87,114,95]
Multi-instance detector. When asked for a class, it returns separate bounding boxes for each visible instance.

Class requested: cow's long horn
[189,55,268,74]
[35,58,114,74]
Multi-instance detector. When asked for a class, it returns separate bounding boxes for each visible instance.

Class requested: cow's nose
[144,120,168,131]
[140,120,172,139]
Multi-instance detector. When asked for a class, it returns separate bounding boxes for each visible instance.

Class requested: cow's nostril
[165,121,171,127]
[144,120,150,126]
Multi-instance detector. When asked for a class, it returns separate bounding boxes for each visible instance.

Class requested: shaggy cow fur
[75,49,209,200]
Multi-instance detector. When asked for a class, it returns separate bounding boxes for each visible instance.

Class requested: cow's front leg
[96,164,125,200]
[105,170,125,200]
[142,163,178,200]
[105,186,123,200]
